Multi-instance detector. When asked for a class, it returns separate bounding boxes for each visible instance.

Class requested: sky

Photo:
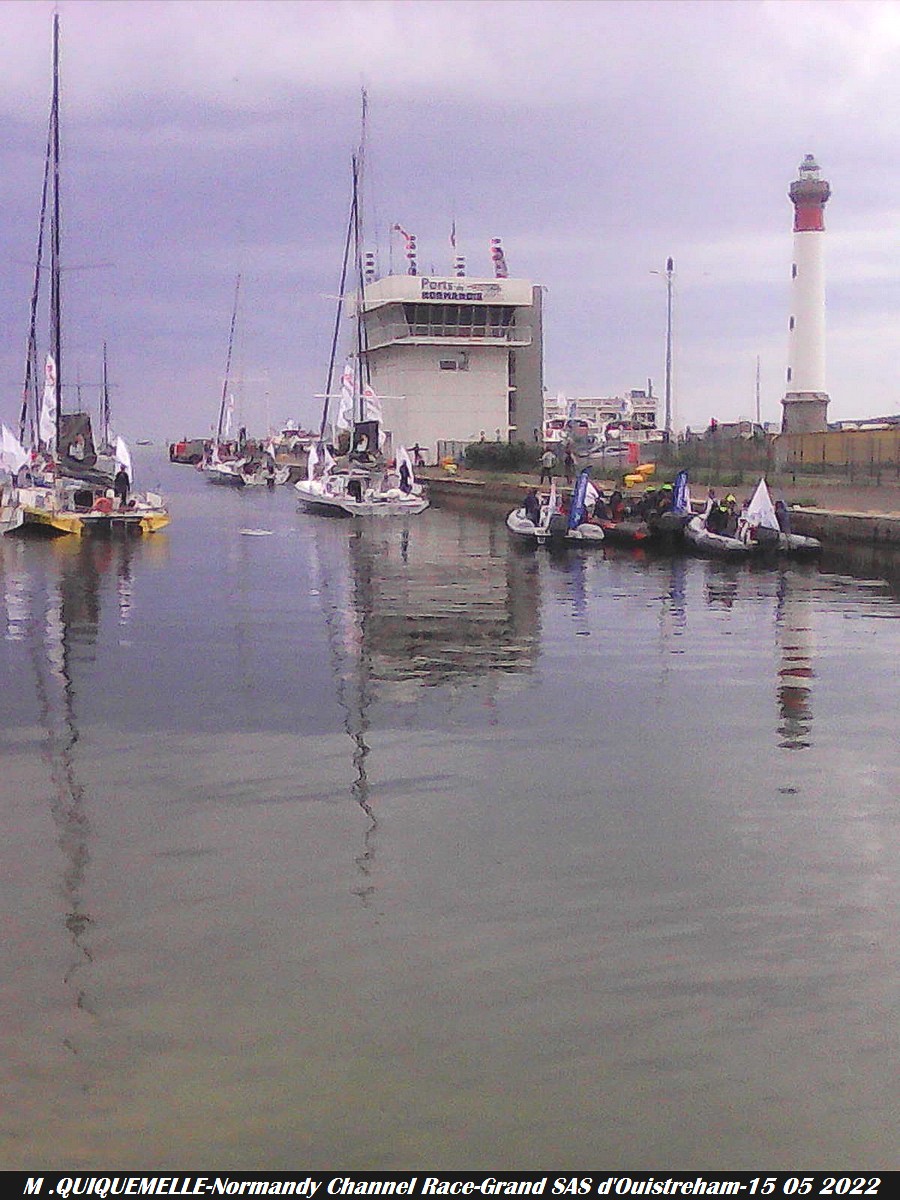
[1,0,899,443]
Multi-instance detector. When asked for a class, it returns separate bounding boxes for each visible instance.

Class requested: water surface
[1,452,898,1170]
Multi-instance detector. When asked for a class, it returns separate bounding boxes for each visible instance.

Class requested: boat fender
[93,496,114,513]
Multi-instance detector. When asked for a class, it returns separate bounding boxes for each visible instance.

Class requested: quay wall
[790,508,900,547]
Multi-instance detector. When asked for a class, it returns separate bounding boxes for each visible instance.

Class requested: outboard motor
[548,512,569,539]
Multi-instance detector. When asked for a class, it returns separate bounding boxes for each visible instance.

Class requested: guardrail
[366,322,532,349]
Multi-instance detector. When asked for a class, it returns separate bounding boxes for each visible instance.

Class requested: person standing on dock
[564,444,575,484]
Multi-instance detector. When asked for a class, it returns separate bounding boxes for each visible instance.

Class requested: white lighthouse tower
[781,154,831,433]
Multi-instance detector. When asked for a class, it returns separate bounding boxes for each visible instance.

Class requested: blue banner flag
[567,467,591,530]
[671,468,690,514]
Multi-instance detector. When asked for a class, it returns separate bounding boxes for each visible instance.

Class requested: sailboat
[295,106,428,518]
[203,275,288,488]
[7,16,170,537]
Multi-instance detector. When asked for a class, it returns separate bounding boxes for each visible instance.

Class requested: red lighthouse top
[789,154,831,232]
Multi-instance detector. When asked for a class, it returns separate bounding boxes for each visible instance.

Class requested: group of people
[538,444,577,486]
[522,484,630,527]
[703,490,792,541]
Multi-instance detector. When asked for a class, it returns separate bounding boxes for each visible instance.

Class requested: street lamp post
[663,256,673,440]
[651,257,674,443]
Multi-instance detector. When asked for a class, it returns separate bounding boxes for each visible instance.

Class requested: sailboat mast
[352,154,368,422]
[101,341,110,448]
[216,274,241,448]
[50,12,62,454]
[317,89,370,446]
[319,179,356,444]
[19,114,53,446]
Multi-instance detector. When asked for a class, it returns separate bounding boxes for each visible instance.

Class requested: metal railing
[365,322,532,350]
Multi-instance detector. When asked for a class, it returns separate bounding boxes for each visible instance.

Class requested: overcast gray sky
[1,0,898,442]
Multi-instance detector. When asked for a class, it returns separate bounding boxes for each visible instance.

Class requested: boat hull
[597,518,652,546]
[295,476,428,517]
[11,484,170,537]
[684,516,752,556]
[506,508,605,546]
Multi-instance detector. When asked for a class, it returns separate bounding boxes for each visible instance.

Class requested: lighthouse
[781,154,831,433]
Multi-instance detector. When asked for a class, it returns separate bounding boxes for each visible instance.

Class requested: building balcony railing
[364,322,532,350]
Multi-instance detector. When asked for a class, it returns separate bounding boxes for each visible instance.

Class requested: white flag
[585,480,599,509]
[362,384,382,423]
[746,477,780,531]
[1,424,29,475]
[540,480,557,529]
[306,441,319,480]
[114,435,133,480]
[336,360,355,431]
[223,393,235,439]
[39,353,57,449]
[396,444,415,484]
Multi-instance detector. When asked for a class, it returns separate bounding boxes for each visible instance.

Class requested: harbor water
[1,450,898,1170]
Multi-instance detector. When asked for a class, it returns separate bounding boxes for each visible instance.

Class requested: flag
[223,393,235,439]
[746,477,779,531]
[396,443,415,485]
[567,468,592,530]
[114,435,133,480]
[306,441,319,480]
[671,469,690,515]
[336,359,355,431]
[540,479,557,529]
[362,384,382,423]
[450,221,456,249]
[585,479,599,510]
[38,353,57,449]
[1,424,29,475]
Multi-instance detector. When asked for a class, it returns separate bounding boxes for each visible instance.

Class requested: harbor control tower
[357,270,544,462]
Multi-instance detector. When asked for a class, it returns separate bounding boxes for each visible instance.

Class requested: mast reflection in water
[3,539,137,1059]
[309,516,540,902]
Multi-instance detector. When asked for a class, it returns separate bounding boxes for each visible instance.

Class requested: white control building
[358,272,544,461]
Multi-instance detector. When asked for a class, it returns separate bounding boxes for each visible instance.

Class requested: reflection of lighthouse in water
[775,573,814,749]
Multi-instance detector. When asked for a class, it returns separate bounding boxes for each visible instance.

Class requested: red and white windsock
[782,154,831,433]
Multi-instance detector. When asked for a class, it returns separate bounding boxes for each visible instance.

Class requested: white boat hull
[685,516,821,557]
[295,475,428,517]
[684,516,752,556]
[506,507,605,546]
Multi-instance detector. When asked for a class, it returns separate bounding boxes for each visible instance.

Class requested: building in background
[358,271,543,462]
[543,389,660,448]
[782,154,831,434]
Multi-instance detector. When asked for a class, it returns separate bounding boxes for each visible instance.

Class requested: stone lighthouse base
[781,391,830,434]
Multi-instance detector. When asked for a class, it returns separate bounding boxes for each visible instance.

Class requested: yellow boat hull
[20,506,85,536]
[19,504,170,537]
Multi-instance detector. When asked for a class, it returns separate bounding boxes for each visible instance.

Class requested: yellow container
[624,473,643,488]
[637,463,655,476]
